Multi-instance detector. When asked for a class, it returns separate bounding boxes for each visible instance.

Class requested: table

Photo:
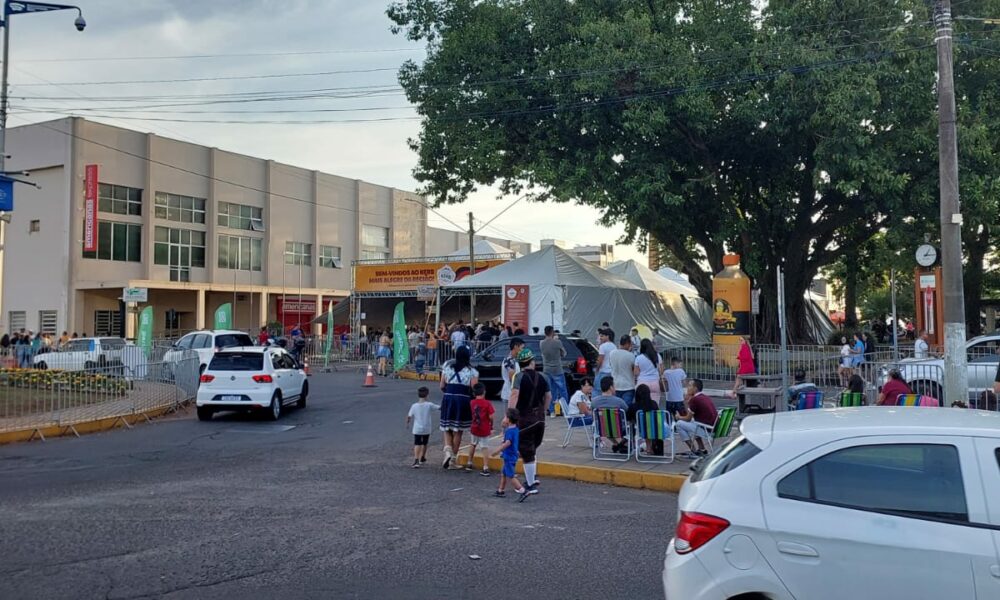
[738,385,785,414]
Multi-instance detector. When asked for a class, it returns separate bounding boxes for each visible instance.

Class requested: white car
[664,407,1000,600]
[885,334,1000,402]
[196,347,307,421]
[33,337,126,371]
[164,330,256,374]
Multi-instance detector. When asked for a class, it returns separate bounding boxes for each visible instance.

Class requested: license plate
[221,395,242,402]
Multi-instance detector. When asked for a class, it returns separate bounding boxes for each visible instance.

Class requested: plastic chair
[593,407,630,462]
[634,410,675,463]
[795,390,824,410]
[839,391,866,407]
[692,406,737,453]
[897,394,940,407]
[557,398,593,447]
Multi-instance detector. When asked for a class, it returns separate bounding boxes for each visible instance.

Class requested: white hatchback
[664,407,1000,600]
[196,347,307,421]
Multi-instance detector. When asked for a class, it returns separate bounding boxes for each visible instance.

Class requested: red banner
[84,164,98,252]
[503,285,530,331]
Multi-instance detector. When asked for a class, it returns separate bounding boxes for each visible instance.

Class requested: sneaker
[464,463,474,472]
[412,460,420,469]
[516,488,530,502]
[480,469,491,477]
[678,451,699,459]
[420,457,427,464]
[696,449,709,457]
[442,447,452,469]
[493,491,506,498]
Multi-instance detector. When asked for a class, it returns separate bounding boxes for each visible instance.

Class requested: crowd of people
[0,330,87,368]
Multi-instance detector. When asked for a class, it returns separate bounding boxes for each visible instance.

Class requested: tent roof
[447,239,520,258]
[607,260,700,296]
[445,244,642,290]
[655,265,700,296]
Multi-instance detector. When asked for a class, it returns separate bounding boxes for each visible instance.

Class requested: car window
[690,435,761,483]
[215,333,254,349]
[100,338,124,350]
[176,335,194,350]
[282,354,298,369]
[968,340,1000,363]
[192,334,211,349]
[271,353,284,369]
[777,444,967,522]
[209,353,264,371]
[66,340,89,352]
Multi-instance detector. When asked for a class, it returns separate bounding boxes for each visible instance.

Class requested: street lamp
[0,1,85,330]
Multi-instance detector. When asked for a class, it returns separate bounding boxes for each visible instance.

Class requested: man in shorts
[508,348,551,495]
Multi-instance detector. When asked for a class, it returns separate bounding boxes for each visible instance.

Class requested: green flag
[137,306,154,356]
[214,303,232,330]
[392,301,409,371]
[323,300,334,367]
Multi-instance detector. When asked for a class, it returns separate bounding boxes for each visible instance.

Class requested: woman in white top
[838,336,853,387]
[633,339,665,405]
[566,378,593,419]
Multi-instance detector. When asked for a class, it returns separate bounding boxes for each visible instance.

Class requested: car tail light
[674,511,730,554]
[200,374,215,383]
[575,356,587,374]
[252,374,273,383]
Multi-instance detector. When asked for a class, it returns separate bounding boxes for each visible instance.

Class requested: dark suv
[471,335,598,399]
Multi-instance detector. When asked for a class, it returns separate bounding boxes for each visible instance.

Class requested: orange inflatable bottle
[713,254,751,366]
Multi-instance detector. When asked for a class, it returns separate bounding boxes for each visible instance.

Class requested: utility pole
[934,0,969,404]
[468,211,476,325]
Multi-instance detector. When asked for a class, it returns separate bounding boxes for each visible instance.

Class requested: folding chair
[593,407,630,462]
[897,394,940,407]
[839,391,866,407]
[692,406,737,453]
[795,390,825,410]
[558,398,594,448]
[634,409,675,463]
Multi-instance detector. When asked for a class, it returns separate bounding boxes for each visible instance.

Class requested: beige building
[1,117,441,337]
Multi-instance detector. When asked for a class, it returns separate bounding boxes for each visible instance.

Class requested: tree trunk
[964,226,990,337]
[844,266,859,329]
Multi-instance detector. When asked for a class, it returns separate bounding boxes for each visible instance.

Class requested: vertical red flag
[84,164,98,252]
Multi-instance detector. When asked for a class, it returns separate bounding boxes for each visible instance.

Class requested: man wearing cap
[508,348,551,496]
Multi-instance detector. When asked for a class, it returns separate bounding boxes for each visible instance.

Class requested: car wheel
[197,406,214,421]
[268,392,282,421]
[297,381,308,409]
[36,362,47,370]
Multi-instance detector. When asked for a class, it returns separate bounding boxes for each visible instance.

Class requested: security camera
[74,15,86,32]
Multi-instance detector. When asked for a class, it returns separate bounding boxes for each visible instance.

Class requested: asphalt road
[0,371,677,600]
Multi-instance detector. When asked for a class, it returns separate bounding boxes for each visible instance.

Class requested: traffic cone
[302,356,311,377]
[363,364,377,387]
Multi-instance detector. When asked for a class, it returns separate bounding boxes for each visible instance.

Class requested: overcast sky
[7,0,645,263]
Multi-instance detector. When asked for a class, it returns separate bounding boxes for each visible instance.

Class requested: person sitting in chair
[675,379,718,458]
[785,369,819,407]
[591,376,628,453]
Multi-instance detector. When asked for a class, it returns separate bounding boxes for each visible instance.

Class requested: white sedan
[664,407,1000,600]
[196,347,307,421]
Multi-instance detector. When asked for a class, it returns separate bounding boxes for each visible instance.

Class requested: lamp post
[0,1,86,330]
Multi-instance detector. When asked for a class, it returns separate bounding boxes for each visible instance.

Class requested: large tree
[388,0,940,342]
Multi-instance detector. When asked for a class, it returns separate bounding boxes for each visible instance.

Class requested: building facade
[1,118,437,337]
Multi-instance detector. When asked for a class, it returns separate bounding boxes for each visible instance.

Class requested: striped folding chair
[593,407,630,462]
[839,391,866,407]
[692,406,738,453]
[634,410,675,463]
[795,390,825,410]
[897,394,940,407]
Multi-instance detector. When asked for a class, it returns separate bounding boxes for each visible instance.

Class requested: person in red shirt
[675,378,719,457]
[467,383,495,476]
[257,326,270,346]
[878,369,912,406]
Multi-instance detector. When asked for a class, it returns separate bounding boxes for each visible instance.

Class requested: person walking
[634,339,665,406]
[0,333,9,357]
[406,386,439,468]
[490,407,528,500]
[508,348,550,496]
[851,332,867,378]
[439,345,478,469]
[376,330,391,376]
[838,336,853,387]
[730,336,755,397]
[425,328,438,369]
[610,335,637,405]
[539,326,568,415]
[467,383,494,475]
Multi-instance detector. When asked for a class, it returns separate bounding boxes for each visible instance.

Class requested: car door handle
[777,542,819,558]
[990,565,1000,579]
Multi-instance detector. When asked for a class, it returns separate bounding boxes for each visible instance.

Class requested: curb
[0,404,182,446]
[396,370,433,382]
[454,453,687,493]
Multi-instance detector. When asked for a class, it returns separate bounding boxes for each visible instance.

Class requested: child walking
[406,386,439,468]
[467,383,495,475]
[491,407,529,501]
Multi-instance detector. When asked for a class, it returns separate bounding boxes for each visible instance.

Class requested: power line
[12,66,402,87]
[19,47,424,63]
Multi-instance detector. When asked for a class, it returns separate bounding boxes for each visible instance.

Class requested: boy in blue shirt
[491,407,528,501]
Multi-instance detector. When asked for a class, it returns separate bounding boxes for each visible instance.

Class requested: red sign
[503,285,530,330]
[84,164,98,252]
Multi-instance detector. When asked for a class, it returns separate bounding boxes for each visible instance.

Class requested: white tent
[444,245,711,345]
[447,239,521,258]
[608,260,713,336]
[655,265,700,297]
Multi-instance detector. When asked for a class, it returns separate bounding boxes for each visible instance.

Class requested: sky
[6,0,646,264]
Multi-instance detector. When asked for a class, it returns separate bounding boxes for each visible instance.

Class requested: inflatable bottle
[713,254,751,366]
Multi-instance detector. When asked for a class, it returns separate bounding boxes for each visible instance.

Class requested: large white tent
[444,245,711,345]
[447,239,521,258]
[607,259,714,335]
[655,265,701,297]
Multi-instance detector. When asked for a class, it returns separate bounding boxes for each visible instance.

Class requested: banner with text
[214,303,232,330]
[353,259,508,293]
[503,285,530,331]
[84,164,98,252]
[138,306,154,356]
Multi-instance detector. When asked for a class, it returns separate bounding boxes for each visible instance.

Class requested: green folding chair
[694,406,737,453]
[839,391,866,407]
[634,410,675,463]
[593,407,630,462]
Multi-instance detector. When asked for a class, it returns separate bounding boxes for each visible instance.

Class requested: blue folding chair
[634,409,675,463]
[795,390,824,410]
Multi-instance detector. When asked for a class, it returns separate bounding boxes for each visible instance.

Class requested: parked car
[880,333,1000,402]
[164,330,256,373]
[196,347,307,421]
[33,337,126,371]
[470,335,598,399]
[663,407,1000,600]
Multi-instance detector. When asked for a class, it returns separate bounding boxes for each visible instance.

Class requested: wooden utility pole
[934,0,970,403]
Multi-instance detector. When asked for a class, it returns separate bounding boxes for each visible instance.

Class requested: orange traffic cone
[363,364,377,387]
[302,357,311,377]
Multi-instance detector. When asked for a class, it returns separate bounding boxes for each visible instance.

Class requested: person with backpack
[507,348,551,496]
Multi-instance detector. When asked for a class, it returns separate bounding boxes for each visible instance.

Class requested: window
[192,334,212,349]
[284,242,312,266]
[690,436,762,483]
[8,311,26,332]
[83,221,141,262]
[361,249,389,261]
[29,220,40,233]
[94,310,122,337]
[319,245,342,269]
[164,310,180,332]
[777,444,967,522]
[154,192,206,224]
[215,333,254,348]
[38,311,58,335]
[175,334,194,350]
[98,183,142,216]
[362,225,389,248]
[217,201,263,231]
[209,352,264,371]
[154,227,206,282]
[218,234,262,271]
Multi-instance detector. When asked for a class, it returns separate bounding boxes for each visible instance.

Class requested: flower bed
[0,368,129,395]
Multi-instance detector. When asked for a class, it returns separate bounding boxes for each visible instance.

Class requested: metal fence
[0,352,200,439]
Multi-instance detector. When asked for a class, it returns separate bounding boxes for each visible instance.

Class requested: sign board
[122,287,148,303]
[416,285,437,301]
[84,164,98,253]
[919,274,937,289]
[277,299,317,313]
[503,285,530,330]
[353,259,508,293]
[751,288,761,316]
[0,176,13,211]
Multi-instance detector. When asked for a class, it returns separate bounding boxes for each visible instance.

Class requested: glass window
[777,444,967,522]
[360,249,389,261]
[154,226,204,279]
[84,221,141,262]
[319,245,342,269]
[209,352,264,371]
[176,334,195,350]
[690,436,762,483]
[218,234,262,271]
[362,225,389,248]
[215,333,254,348]
[154,192,206,224]
[192,334,212,349]
[218,201,263,231]
[284,242,313,266]
[93,310,122,337]
[98,183,142,216]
